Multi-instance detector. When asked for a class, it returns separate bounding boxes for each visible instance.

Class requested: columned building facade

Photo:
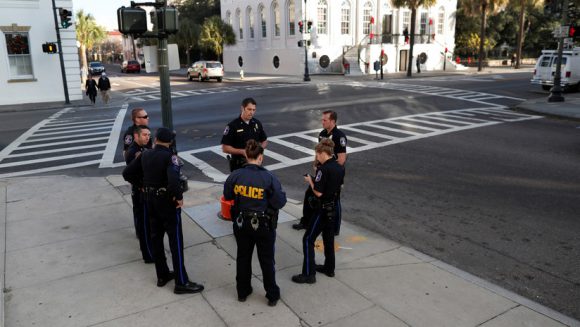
[0,0,81,106]
[221,0,458,76]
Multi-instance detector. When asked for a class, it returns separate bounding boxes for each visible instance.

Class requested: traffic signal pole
[303,0,310,82]
[549,0,569,103]
[51,0,70,104]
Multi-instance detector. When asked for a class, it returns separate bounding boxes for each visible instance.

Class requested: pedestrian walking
[98,72,111,104]
[292,139,345,284]
[293,110,347,236]
[125,125,154,264]
[123,128,204,294]
[223,139,287,306]
[221,97,268,172]
[123,108,152,160]
[416,56,421,73]
[511,53,517,67]
[85,75,98,104]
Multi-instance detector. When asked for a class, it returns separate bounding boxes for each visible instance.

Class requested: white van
[531,47,580,91]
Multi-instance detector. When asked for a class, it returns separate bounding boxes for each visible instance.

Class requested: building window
[272,1,281,37]
[362,1,373,35]
[236,9,243,40]
[437,7,445,35]
[260,5,267,37]
[420,12,427,35]
[288,0,296,36]
[402,11,410,30]
[247,7,254,39]
[317,0,328,35]
[341,1,350,35]
[4,32,33,78]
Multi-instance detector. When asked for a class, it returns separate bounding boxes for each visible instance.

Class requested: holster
[321,201,336,221]
[227,155,246,172]
[266,207,279,230]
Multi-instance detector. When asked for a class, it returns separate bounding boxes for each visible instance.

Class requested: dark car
[121,60,141,73]
[88,61,105,75]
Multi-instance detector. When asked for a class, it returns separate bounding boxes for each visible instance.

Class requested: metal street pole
[51,0,70,104]
[549,0,569,103]
[155,0,174,130]
[303,0,310,82]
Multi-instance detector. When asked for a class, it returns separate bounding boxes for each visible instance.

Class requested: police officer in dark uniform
[123,107,152,160]
[223,140,287,306]
[123,128,204,294]
[293,110,347,235]
[125,125,154,263]
[292,139,345,284]
[221,98,268,172]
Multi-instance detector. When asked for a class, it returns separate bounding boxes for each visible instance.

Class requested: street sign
[552,25,570,38]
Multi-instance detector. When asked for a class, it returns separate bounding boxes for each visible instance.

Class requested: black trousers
[301,210,335,276]
[146,191,189,286]
[131,187,153,261]
[233,217,280,301]
[300,188,342,235]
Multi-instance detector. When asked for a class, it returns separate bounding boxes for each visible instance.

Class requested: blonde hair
[315,139,334,156]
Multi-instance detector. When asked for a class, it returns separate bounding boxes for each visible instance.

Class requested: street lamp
[303,0,310,82]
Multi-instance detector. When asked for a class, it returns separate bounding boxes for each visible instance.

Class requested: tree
[171,18,202,65]
[75,10,106,84]
[512,0,543,68]
[392,0,437,77]
[463,0,509,71]
[198,16,236,62]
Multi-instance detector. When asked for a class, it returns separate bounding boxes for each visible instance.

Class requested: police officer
[123,128,204,294]
[292,139,345,284]
[123,107,152,160]
[221,98,268,172]
[125,125,154,263]
[293,110,347,235]
[223,140,287,306]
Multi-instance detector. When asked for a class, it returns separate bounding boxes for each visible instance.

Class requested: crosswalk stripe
[386,121,441,132]
[0,150,103,168]
[33,125,112,136]
[16,137,110,150]
[341,126,395,139]
[343,135,374,145]
[0,159,102,178]
[26,130,110,142]
[100,104,128,168]
[365,123,422,136]
[401,117,459,128]
[416,115,471,125]
[265,138,314,155]
[43,118,116,128]
[6,144,105,158]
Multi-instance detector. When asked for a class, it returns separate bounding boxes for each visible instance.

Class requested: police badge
[223,125,230,135]
[340,137,346,147]
[315,170,322,182]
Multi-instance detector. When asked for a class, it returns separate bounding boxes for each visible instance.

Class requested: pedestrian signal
[42,42,58,53]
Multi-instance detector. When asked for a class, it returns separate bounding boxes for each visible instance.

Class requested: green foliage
[199,16,236,61]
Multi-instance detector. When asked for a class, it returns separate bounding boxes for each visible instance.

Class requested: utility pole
[51,0,70,104]
[303,0,310,82]
[549,0,569,103]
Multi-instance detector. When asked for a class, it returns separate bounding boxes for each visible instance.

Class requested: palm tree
[75,10,106,84]
[198,16,236,62]
[173,18,202,65]
[513,0,542,68]
[392,0,437,77]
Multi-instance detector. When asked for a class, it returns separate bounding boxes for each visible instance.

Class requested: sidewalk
[516,93,580,120]
[1,175,578,327]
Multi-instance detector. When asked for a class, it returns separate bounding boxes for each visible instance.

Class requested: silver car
[187,61,224,82]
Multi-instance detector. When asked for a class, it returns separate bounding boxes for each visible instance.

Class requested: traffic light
[307,21,312,33]
[59,8,72,29]
[570,24,578,39]
[298,20,304,33]
[157,7,178,34]
[42,42,57,53]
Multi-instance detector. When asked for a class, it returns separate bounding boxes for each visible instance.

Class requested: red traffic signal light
[298,20,303,33]
[570,25,577,38]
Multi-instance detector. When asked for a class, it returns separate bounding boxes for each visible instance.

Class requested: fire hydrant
[240,69,244,80]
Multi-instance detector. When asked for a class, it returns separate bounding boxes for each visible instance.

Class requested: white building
[0,0,81,106]
[221,0,458,76]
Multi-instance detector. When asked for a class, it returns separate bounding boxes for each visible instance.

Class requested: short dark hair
[245,139,264,160]
[323,110,337,123]
[131,108,145,123]
[241,97,257,108]
[133,125,150,135]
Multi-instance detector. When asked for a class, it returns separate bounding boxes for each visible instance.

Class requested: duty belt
[144,186,167,196]
[236,210,269,230]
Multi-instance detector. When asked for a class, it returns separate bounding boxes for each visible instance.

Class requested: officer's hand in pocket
[175,198,183,208]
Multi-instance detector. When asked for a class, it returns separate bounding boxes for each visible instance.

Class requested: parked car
[88,61,105,75]
[121,60,141,73]
[187,61,223,82]
[531,47,580,91]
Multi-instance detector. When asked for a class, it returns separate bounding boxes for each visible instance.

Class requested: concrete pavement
[1,175,578,327]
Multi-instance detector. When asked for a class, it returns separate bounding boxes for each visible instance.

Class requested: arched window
[362,1,373,35]
[225,11,231,26]
[437,7,445,35]
[247,7,254,38]
[272,1,281,37]
[317,0,328,35]
[341,0,350,35]
[259,4,267,38]
[236,8,243,40]
[288,0,296,36]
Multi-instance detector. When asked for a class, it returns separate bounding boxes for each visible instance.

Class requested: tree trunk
[80,44,88,86]
[407,8,417,77]
[515,0,525,69]
[478,1,488,72]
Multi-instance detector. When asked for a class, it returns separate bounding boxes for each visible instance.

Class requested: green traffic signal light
[59,8,72,29]
[307,21,312,33]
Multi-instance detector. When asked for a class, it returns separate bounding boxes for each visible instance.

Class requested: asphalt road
[1,70,579,319]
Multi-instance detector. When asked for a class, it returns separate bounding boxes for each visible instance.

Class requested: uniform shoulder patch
[124,135,133,145]
[340,137,347,147]
[171,155,180,166]
[223,125,230,135]
[315,170,323,182]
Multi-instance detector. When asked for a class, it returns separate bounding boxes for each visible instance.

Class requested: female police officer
[292,139,345,284]
[223,140,287,306]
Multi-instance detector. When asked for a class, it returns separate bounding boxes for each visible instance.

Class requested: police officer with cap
[221,98,268,172]
[292,139,344,284]
[293,110,347,235]
[223,139,287,306]
[123,127,204,294]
